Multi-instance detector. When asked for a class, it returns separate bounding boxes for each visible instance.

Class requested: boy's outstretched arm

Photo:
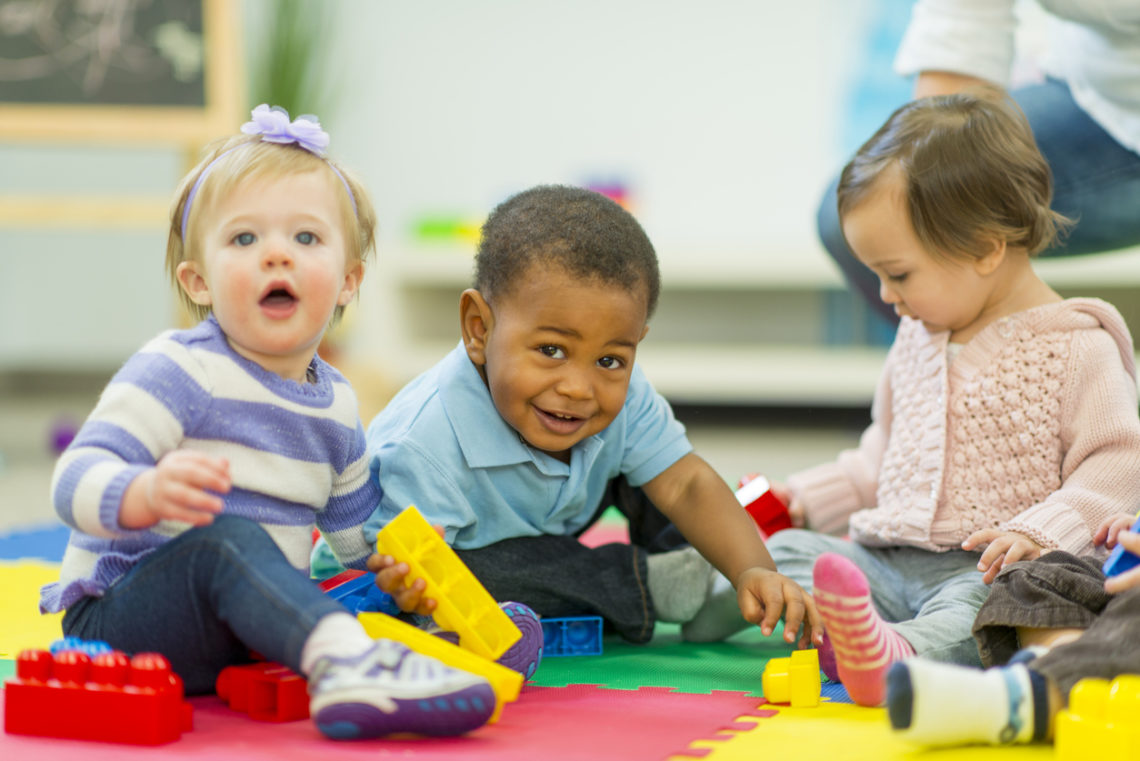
[642,453,822,647]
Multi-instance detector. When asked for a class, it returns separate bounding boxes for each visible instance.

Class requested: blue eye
[296,231,316,245]
[234,232,255,246]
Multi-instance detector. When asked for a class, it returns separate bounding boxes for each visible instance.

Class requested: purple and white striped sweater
[40,316,379,613]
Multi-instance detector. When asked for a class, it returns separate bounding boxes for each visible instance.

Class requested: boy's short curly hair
[474,185,660,317]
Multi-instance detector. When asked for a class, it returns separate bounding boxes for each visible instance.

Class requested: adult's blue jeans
[818,78,1140,322]
[62,515,346,694]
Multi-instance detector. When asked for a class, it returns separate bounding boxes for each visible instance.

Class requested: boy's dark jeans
[456,477,687,644]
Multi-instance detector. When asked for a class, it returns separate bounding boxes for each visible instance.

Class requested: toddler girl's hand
[1104,529,1140,595]
[769,482,805,528]
[736,567,823,649]
[1094,513,1136,548]
[120,450,230,529]
[963,529,1046,584]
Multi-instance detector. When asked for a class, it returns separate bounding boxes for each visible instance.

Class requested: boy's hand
[1094,513,1136,549]
[120,450,230,529]
[364,523,447,616]
[366,554,437,615]
[963,529,1046,584]
[736,567,823,648]
[1104,529,1140,595]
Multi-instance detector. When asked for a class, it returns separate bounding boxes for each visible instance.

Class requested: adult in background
[818,0,1140,323]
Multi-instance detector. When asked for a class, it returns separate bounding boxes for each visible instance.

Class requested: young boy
[361,184,820,646]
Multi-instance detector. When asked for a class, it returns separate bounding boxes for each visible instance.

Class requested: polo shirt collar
[438,342,575,474]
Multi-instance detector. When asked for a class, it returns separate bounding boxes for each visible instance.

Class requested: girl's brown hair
[837,88,1071,263]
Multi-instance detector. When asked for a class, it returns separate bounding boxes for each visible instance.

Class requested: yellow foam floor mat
[672,700,1055,761]
[0,561,63,657]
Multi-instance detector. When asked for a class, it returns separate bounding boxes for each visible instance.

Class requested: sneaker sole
[314,683,495,739]
[496,601,544,679]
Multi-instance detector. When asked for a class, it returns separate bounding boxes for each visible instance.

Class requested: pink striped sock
[812,552,915,706]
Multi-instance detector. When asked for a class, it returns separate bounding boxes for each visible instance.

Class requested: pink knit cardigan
[788,298,1140,557]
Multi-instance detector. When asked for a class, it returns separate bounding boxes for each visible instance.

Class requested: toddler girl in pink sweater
[762,90,1140,706]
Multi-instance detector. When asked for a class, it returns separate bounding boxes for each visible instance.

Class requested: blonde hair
[837,88,1071,263]
[166,134,377,321]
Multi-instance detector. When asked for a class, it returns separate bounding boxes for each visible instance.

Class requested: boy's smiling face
[461,264,650,462]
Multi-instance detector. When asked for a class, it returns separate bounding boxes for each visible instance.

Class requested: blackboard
[0,0,241,144]
[0,0,204,106]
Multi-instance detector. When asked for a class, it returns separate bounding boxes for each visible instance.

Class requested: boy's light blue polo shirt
[363,342,693,550]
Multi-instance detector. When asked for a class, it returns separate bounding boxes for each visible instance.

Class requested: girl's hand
[1104,529,1140,595]
[120,450,230,529]
[1094,513,1136,549]
[769,481,805,528]
[963,529,1046,585]
[736,567,823,649]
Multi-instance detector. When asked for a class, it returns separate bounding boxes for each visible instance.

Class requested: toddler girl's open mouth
[259,284,298,317]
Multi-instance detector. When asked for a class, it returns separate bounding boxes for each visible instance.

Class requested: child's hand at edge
[1097,513,1140,595]
[735,567,823,649]
[962,529,1046,585]
[769,481,805,528]
[1094,512,1136,549]
[120,450,230,529]
[365,522,447,616]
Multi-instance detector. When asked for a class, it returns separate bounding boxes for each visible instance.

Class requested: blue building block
[319,570,401,616]
[50,637,113,658]
[541,616,603,657]
[1103,516,1140,579]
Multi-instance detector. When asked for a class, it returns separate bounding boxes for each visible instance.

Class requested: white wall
[317,0,891,377]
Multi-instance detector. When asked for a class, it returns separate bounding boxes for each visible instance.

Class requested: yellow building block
[1055,676,1140,760]
[357,612,523,723]
[761,648,821,707]
[376,505,521,661]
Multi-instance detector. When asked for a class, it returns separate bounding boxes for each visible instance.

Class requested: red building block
[736,474,793,538]
[4,648,192,745]
[216,661,309,722]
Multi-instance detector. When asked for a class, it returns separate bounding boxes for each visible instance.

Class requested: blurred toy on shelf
[541,616,603,657]
[48,417,78,455]
[1055,675,1140,759]
[736,474,793,538]
[216,661,309,722]
[761,648,821,708]
[4,645,192,745]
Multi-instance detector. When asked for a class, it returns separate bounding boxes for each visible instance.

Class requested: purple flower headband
[179,104,357,243]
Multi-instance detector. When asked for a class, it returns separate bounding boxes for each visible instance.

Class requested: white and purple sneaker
[420,601,544,679]
[308,638,495,740]
[495,601,544,679]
